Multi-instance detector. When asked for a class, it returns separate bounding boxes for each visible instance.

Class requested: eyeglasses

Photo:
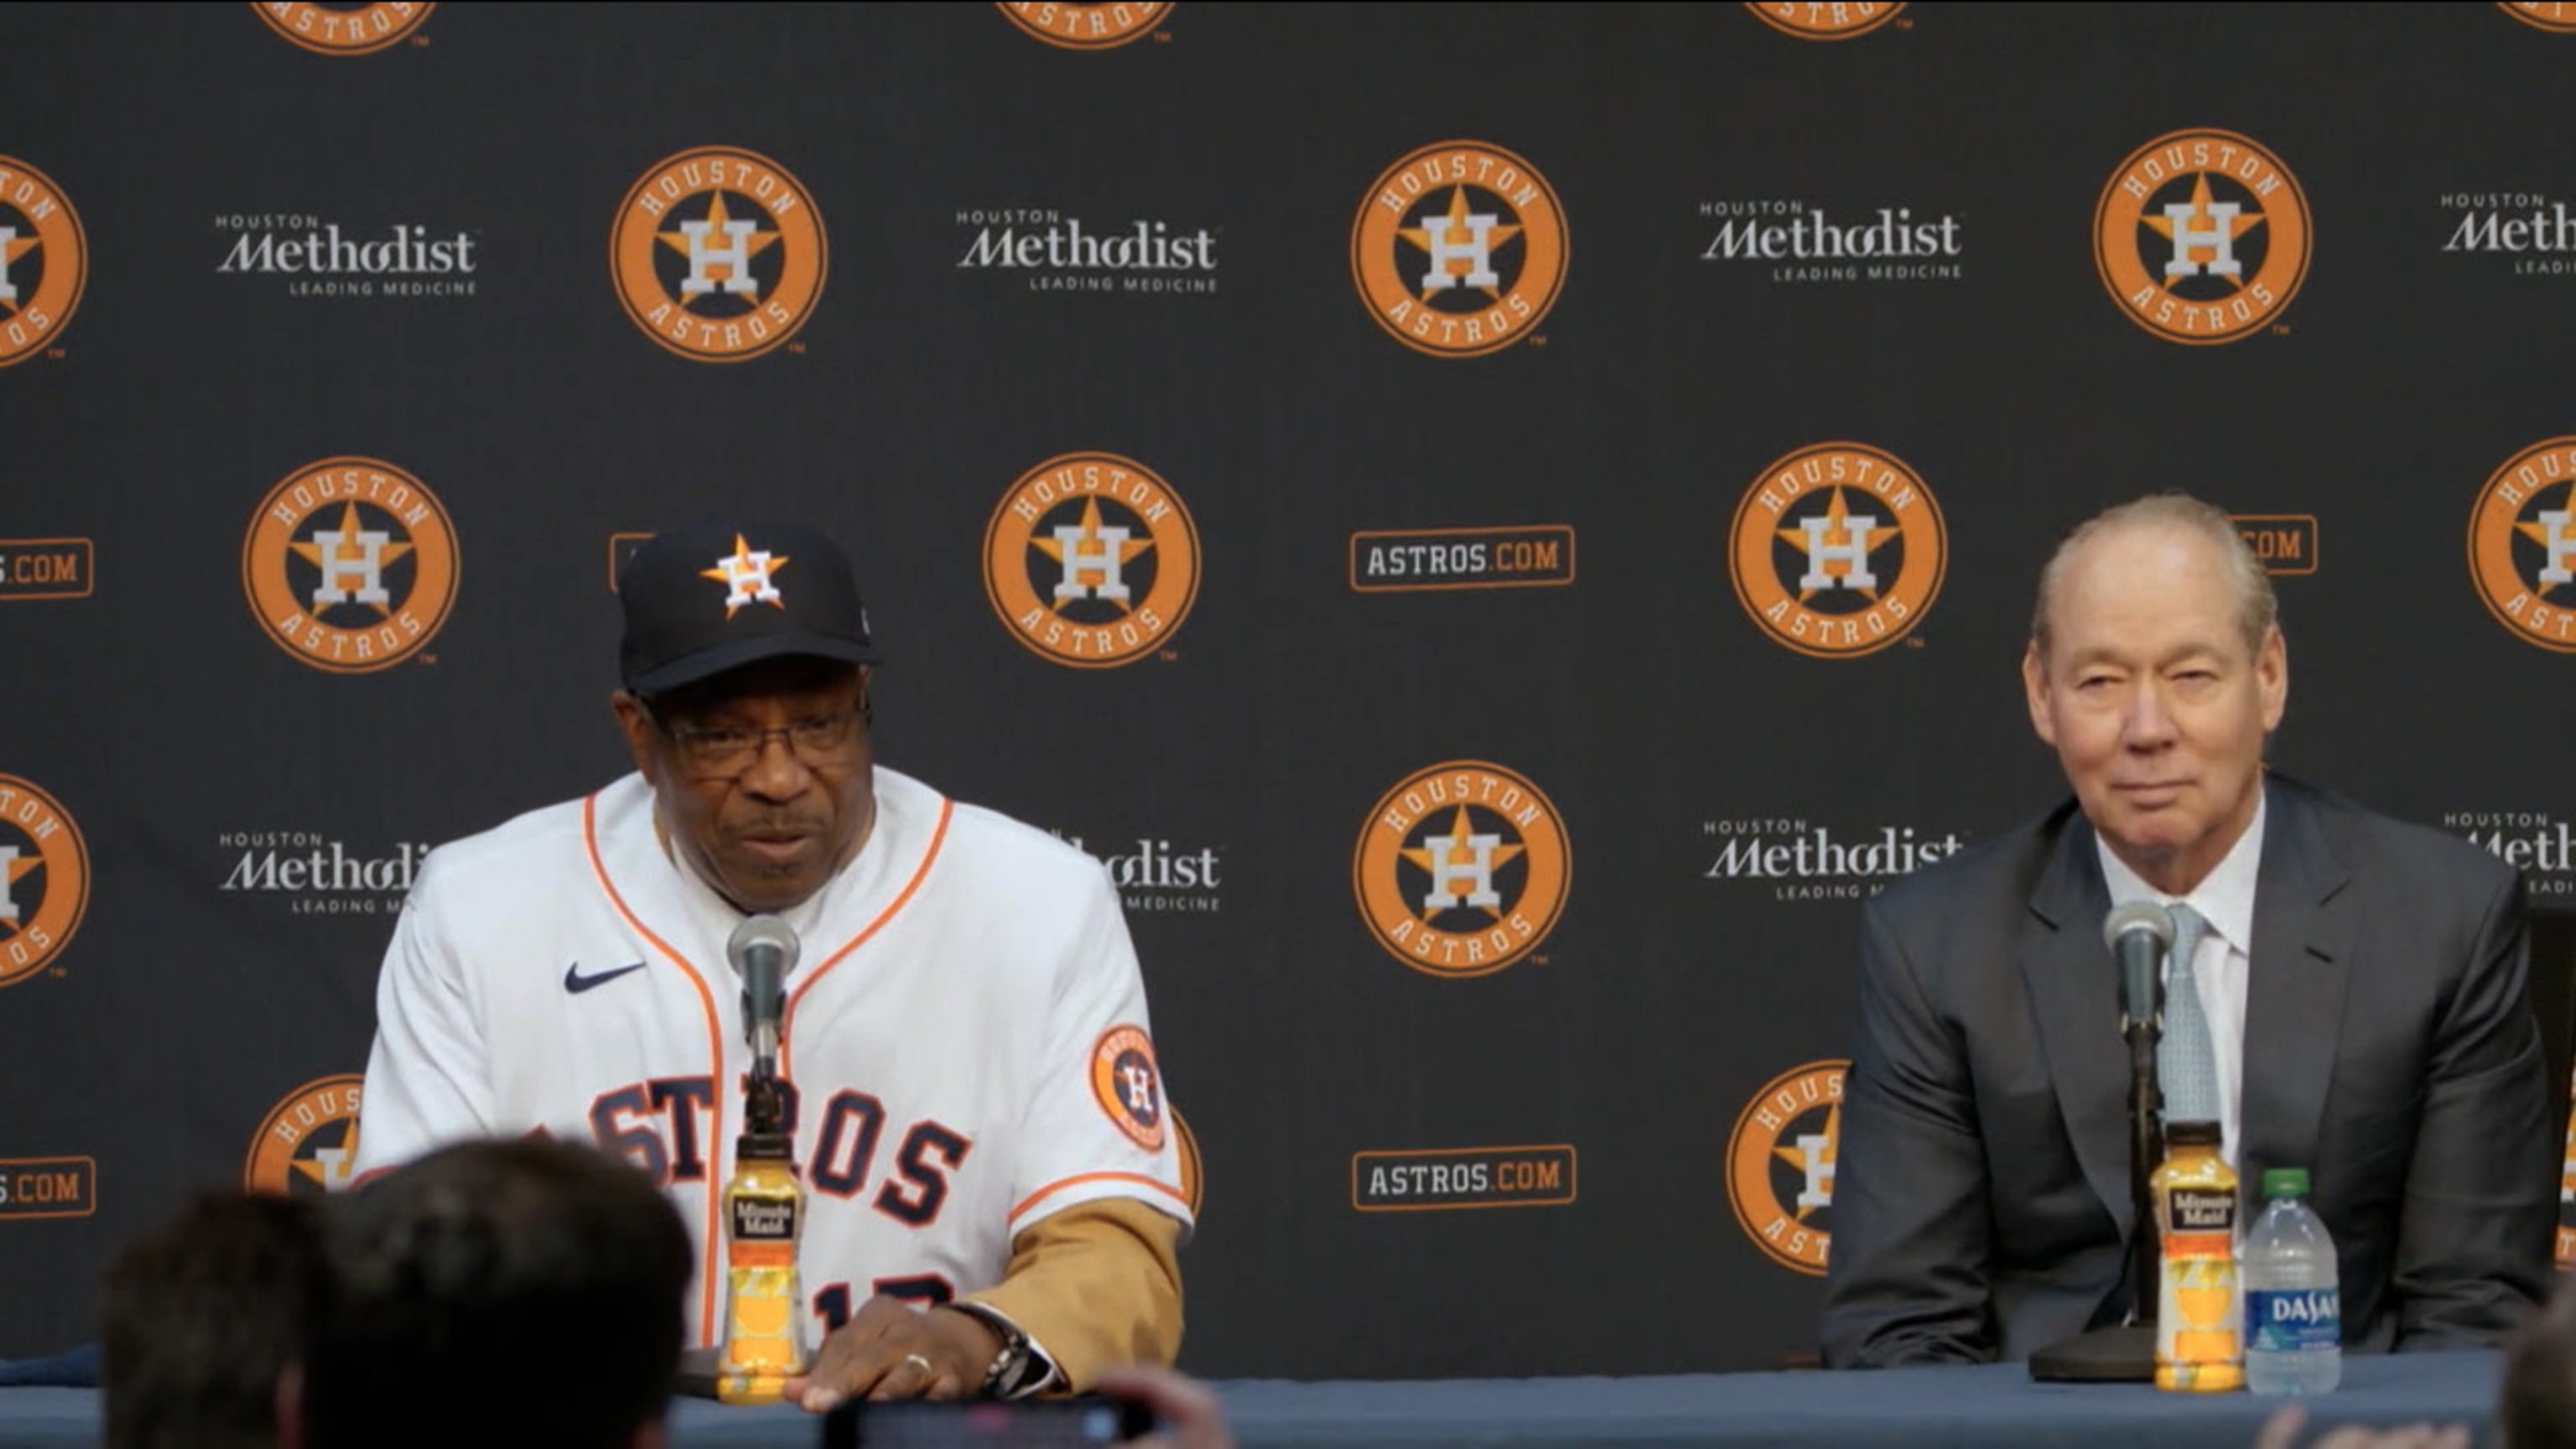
[655,705,866,779]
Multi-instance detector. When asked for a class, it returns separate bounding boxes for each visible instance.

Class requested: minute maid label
[2171,1188,2236,1233]
[730,1195,797,1241]
[2248,1286,2340,1353]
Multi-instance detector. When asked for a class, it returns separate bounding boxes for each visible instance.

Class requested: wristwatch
[945,1300,1052,1400]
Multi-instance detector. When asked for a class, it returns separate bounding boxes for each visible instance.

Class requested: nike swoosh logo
[564,960,648,995]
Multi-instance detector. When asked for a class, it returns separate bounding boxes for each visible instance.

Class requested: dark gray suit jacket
[1820,773,2554,1367]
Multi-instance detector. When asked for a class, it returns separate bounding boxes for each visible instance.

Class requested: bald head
[2032,493,2277,665]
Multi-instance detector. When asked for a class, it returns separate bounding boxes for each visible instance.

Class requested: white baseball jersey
[354,766,1192,1351]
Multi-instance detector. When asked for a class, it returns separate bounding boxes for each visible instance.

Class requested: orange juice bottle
[714,1129,808,1404]
[2153,1119,2242,1392]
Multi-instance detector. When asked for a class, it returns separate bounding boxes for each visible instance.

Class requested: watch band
[947,1300,1051,1399]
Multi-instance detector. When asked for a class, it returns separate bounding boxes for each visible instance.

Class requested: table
[0,1350,2505,1449]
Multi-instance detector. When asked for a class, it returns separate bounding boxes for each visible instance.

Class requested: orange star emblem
[2142,174,2264,291]
[1031,499,1152,601]
[1400,186,1520,303]
[1400,805,1524,922]
[701,534,788,618]
[288,501,413,616]
[1777,487,1899,601]
[657,190,780,299]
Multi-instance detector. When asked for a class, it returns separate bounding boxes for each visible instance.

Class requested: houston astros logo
[1091,1026,1166,1151]
[0,776,89,990]
[2501,2,2576,32]
[253,3,434,54]
[1351,140,1568,358]
[704,533,789,616]
[1727,1060,1845,1275]
[611,147,826,362]
[1745,2,1904,39]
[984,452,1200,667]
[998,2,1169,48]
[1729,442,1945,657]
[244,1074,366,1194]
[0,157,86,367]
[242,456,460,673]
[1353,761,1571,979]
[2095,128,2310,345]
[2469,436,2576,652]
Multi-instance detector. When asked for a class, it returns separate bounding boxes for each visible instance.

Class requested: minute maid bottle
[714,1119,808,1403]
[2153,1120,2243,1392]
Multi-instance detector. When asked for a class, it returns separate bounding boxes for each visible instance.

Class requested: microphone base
[2027,1323,2156,1383]
[676,1345,724,1400]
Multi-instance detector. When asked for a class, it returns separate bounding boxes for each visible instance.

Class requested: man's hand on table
[1098,1363,1234,1449]
[2255,1404,2470,1449]
[782,1295,1001,1412]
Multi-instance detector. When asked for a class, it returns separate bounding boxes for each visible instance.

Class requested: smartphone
[820,1395,1156,1449]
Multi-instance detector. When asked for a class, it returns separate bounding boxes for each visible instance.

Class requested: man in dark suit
[1821,493,2555,1368]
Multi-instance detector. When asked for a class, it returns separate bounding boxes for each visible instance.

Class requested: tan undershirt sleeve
[960,1197,1185,1393]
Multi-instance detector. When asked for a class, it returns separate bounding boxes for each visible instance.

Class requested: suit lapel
[2241,778,2355,1176]
[2019,813,2133,1237]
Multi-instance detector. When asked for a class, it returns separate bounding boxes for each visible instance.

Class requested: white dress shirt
[2097,790,2267,1167]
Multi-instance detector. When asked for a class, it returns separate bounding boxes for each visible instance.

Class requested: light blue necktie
[2157,903,2222,1127]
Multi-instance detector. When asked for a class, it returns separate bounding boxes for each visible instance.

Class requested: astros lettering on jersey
[352,765,1192,1349]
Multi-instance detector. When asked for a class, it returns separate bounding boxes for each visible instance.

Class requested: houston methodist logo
[2095,128,2310,345]
[1727,1060,1845,1275]
[1351,141,1569,358]
[2469,436,2576,652]
[984,452,1201,667]
[610,147,826,362]
[998,2,1169,49]
[253,2,434,55]
[242,457,460,673]
[1728,442,1945,657]
[243,1075,365,1194]
[1353,761,1571,979]
[0,776,89,990]
[0,157,86,367]
[1745,3,1904,39]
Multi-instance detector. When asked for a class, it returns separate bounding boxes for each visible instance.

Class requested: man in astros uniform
[351,516,1192,1410]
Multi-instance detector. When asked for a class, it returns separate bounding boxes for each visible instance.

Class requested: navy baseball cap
[616,517,882,693]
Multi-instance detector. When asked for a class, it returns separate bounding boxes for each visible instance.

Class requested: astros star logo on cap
[702,534,788,617]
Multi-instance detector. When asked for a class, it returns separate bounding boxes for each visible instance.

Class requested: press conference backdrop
[3,2,2572,1379]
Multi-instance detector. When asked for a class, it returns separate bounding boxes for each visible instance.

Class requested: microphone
[2030,898,2180,1382]
[726,913,799,1077]
[2103,899,2175,1033]
[713,912,810,1402]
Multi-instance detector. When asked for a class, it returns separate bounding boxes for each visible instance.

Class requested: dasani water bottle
[2242,1166,2341,1394]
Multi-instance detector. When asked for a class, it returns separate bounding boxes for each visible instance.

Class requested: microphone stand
[2028,998,2164,1381]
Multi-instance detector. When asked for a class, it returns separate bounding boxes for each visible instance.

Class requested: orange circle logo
[998,1,1169,48]
[0,157,86,367]
[610,147,826,362]
[242,456,460,673]
[2095,127,2310,345]
[2469,436,2576,652]
[1745,2,1903,39]
[2501,2,2576,31]
[983,452,1200,667]
[1729,442,1945,657]
[0,776,90,990]
[1353,761,1571,979]
[1351,140,1569,358]
[252,2,434,55]
[1090,1026,1166,1151]
[1726,1060,1845,1275]
[243,1074,366,1194]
